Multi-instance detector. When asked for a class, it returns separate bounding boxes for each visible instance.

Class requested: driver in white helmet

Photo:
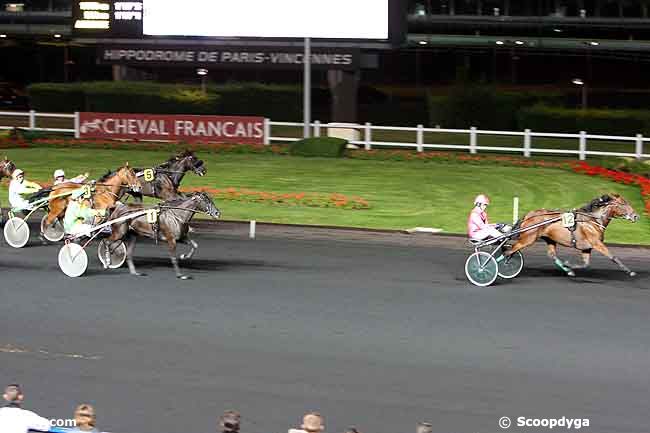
[467,194,505,240]
[8,169,42,211]
[53,169,88,186]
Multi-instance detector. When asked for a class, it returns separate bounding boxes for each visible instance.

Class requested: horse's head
[0,156,16,178]
[116,162,141,193]
[190,192,221,219]
[607,194,640,222]
[173,150,206,177]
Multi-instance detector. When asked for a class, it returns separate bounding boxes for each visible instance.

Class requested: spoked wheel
[58,243,88,277]
[497,250,524,279]
[97,239,127,269]
[3,217,30,248]
[41,215,65,242]
[465,251,498,287]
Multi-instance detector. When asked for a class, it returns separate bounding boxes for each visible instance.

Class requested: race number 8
[143,169,155,182]
[561,212,575,228]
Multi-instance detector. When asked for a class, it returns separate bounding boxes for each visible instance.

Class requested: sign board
[142,0,388,39]
[78,112,265,144]
[72,0,405,45]
[98,46,359,70]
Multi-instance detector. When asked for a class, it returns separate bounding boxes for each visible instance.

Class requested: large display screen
[142,0,389,39]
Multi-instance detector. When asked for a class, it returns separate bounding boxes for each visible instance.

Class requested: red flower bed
[180,187,370,210]
[571,161,650,215]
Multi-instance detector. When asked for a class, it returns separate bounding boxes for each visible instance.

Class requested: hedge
[517,105,650,135]
[427,86,563,130]
[27,81,305,119]
[289,137,347,157]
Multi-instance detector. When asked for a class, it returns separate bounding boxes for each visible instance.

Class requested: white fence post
[364,122,372,150]
[74,112,80,139]
[263,118,270,145]
[28,110,36,130]
[635,134,643,160]
[249,220,256,239]
[523,129,531,158]
[513,196,519,224]
[579,131,587,160]
[416,124,423,152]
[314,120,321,138]
[469,127,477,154]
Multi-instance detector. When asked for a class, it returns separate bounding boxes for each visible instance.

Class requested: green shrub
[427,86,563,130]
[517,105,650,135]
[289,137,347,157]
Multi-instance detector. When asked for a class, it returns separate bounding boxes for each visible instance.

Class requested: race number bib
[145,209,159,224]
[561,212,575,228]
[143,168,155,182]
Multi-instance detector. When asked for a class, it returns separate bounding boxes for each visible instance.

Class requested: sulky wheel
[58,243,88,277]
[3,217,30,248]
[41,215,65,242]
[465,251,498,287]
[497,250,524,279]
[97,239,127,269]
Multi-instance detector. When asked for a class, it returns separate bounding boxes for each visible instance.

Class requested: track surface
[1,222,650,433]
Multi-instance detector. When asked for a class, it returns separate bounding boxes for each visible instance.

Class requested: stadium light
[53,34,62,38]
[0,34,7,38]
[572,79,587,110]
[196,68,208,95]
[588,41,599,46]
[515,40,524,45]
[418,40,427,45]
[495,40,504,45]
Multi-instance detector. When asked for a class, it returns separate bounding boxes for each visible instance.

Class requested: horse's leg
[165,235,191,280]
[564,249,592,270]
[504,231,537,256]
[124,233,146,277]
[102,222,128,269]
[546,241,575,277]
[591,240,636,277]
[180,237,198,261]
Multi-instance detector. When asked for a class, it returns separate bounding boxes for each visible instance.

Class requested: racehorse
[504,194,640,277]
[104,192,221,279]
[130,150,206,202]
[44,163,141,229]
[0,156,16,178]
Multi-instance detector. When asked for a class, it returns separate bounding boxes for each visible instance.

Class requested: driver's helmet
[474,194,490,206]
[12,168,24,180]
[53,169,65,179]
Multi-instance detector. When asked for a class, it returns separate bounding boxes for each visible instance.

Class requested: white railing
[1,111,648,160]
[267,121,650,160]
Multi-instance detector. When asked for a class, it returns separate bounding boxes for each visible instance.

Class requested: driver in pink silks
[467,194,505,240]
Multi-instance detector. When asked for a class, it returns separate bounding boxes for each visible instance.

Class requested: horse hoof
[567,271,576,277]
[131,272,147,277]
[179,254,187,260]
[629,271,637,277]
[178,274,192,280]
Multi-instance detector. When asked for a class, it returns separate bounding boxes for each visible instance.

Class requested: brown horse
[44,163,141,229]
[1,156,16,179]
[504,194,640,277]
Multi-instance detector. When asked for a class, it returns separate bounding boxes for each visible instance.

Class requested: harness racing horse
[504,194,639,277]
[44,163,141,230]
[1,156,16,179]
[130,150,206,202]
[104,192,221,279]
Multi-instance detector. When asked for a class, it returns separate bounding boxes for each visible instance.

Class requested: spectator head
[3,384,24,404]
[73,403,97,431]
[301,412,324,433]
[219,410,240,433]
[416,422,432,433]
